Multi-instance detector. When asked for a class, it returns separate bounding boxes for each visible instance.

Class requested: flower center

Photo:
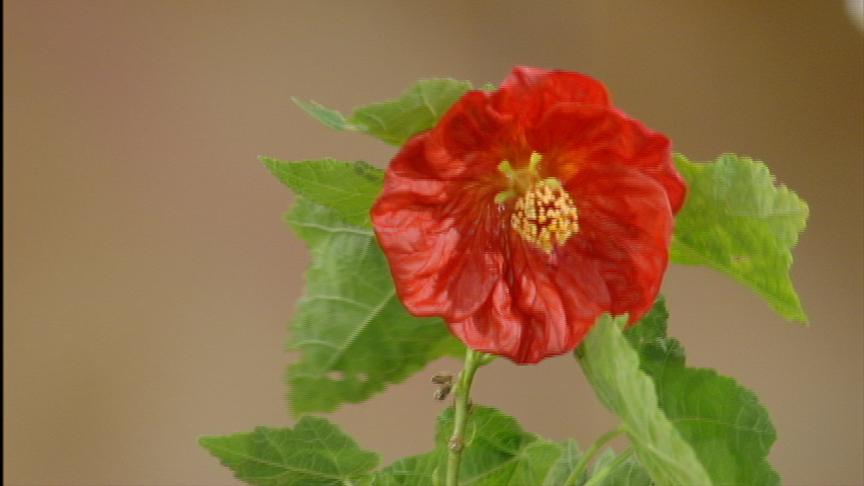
[510,178,580,253]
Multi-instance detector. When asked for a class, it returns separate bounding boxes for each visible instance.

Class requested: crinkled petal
[448,232,612,363]
[448,281,524,359]
[425,91,512,179]
[452,162,675,363]
[530,104,686,213]
[492,66,610,129]
[371,134,504,321]
[566,162,675,321]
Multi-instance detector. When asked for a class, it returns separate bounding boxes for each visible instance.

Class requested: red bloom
[371,67,686,364]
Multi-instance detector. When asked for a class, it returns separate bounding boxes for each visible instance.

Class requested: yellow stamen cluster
[511,179,580,253]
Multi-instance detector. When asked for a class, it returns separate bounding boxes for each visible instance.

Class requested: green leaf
[292,97,360,131]
[295,79,472,146]
[199,416,379,486]
[372,452,441,486]
[373,407,652,486]
[263,157,384,227]
[285,199,463,414]
[577,314,712,486]
[671,153,809,322]
[588,449,653,486]
[374,406,566,486]
[350,79,472,146]
[541,440,584,486]
[625,299,780,486]
[446,406,562,485]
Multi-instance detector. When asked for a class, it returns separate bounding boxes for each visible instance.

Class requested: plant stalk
[445,348,483,486]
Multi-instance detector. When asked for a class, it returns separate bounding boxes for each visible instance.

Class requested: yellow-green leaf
[295,79,472,146]
[625,299,780,485]
[671,153,809,322]
[577,315,712,486]
[263,157,383,227]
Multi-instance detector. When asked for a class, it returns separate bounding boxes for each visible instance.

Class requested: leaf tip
[290,95,311,110]
[259,156,282,179]
[790,309,810,325]
[197,434,216,450]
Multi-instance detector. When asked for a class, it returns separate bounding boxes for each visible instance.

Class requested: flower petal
[492,66,611,129]
[371,134,504,321]
[530,104,687,213]
[447,236,612,364]
[566,162,675,321]
[425,91,511,179]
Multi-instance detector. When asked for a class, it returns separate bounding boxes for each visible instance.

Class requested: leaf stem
[583,448,635,486]
[563,426,625,486]
[445,348,484,486]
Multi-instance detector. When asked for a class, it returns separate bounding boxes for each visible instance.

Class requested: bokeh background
[5,1,863,484]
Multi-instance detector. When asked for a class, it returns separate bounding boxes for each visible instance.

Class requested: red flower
[371,67,686,363]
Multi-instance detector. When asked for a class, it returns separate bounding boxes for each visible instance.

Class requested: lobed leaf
[263,157,384,227]
[579,299,780,485]
[625,299,780,485]
[374,406,570,486]
[577,314,713,485]
[285,199,463,414]
[671,153,809,322]
[294,78,472,146]
[199,416,379,486]
[201,406,651,486]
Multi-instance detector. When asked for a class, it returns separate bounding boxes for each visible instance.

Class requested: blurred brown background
[5,1,863,485]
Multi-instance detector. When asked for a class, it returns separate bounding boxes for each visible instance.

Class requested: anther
[511,179,580,253]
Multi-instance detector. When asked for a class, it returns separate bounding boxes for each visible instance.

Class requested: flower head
[371,66,686,363]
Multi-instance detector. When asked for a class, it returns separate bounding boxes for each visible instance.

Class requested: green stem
[445,348,484,486]
[583,448,634,486]
[563,426,625,486]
